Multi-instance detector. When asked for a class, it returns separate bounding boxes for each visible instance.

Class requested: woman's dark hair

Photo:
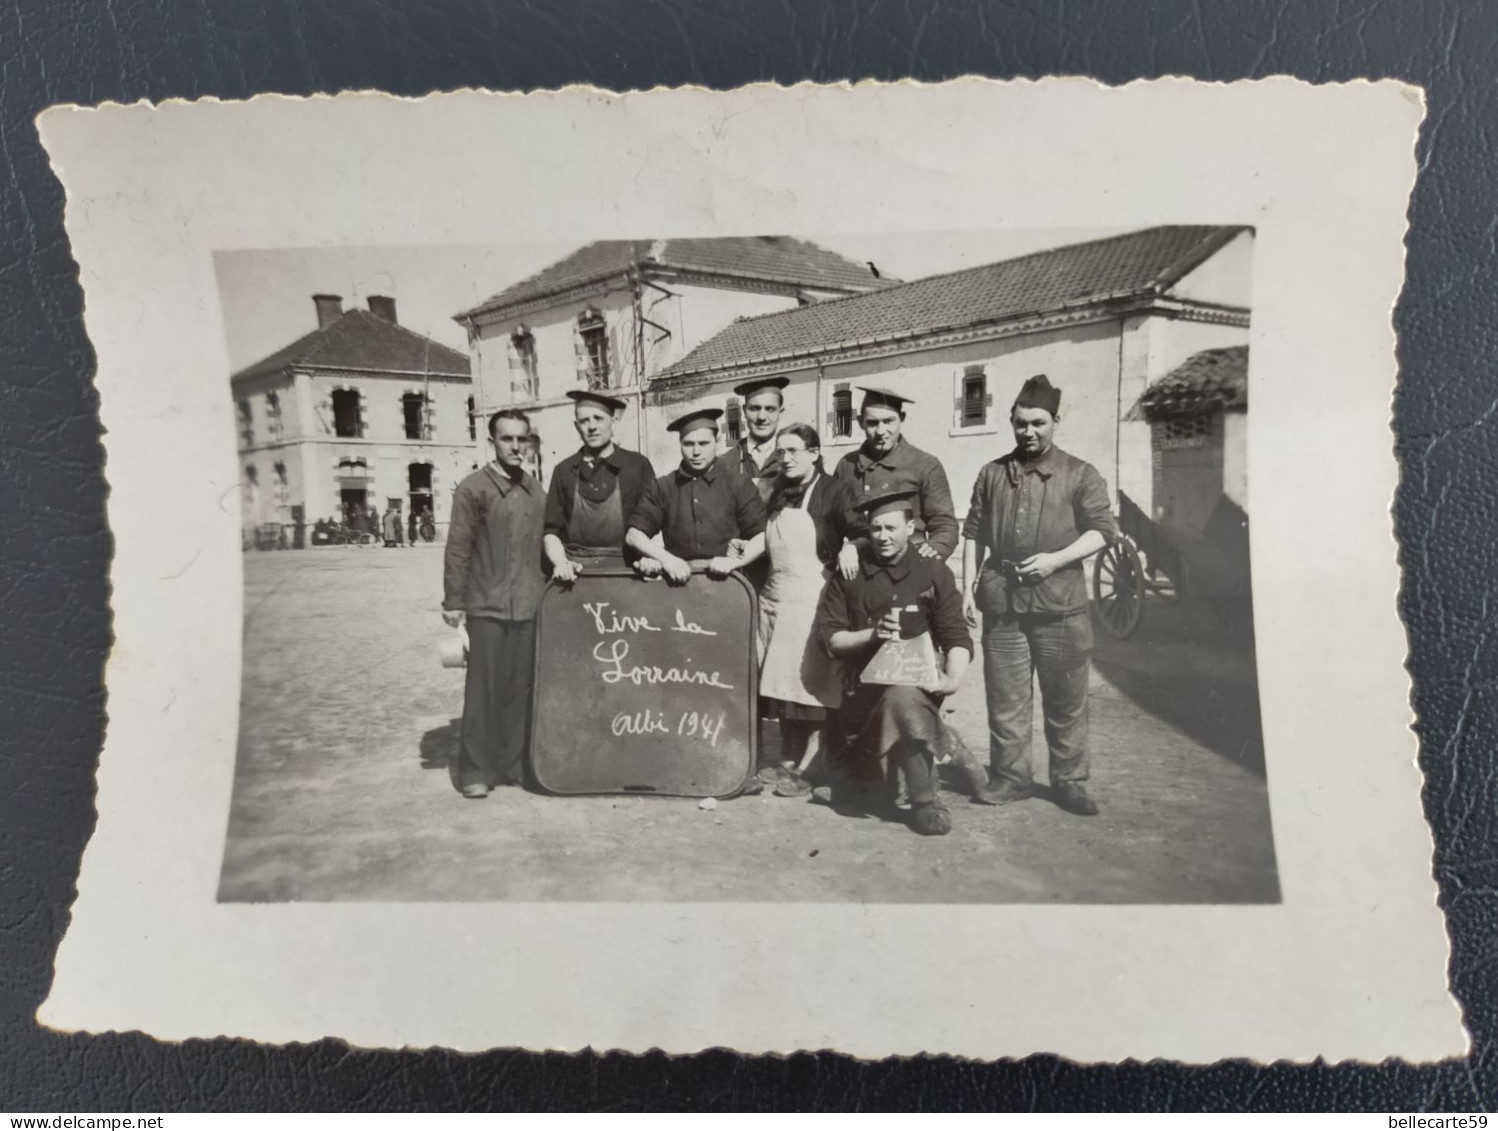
[777,422,822,453]
[767,422,826,515]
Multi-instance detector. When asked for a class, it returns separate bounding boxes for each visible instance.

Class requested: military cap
[732,376,790,399]
[853,488,920,518]
[666,407,724,434]
[566,388,627,414]
[857,387,914,413]
[1013,374,1061,417]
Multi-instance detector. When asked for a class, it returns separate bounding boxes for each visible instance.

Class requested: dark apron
[565,475,626,561]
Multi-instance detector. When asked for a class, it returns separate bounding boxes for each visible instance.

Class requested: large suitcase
[530,565,758,797]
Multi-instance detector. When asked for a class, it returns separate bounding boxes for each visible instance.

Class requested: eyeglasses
[776,446,815,459]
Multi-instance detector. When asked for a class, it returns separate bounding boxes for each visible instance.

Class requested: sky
[213,227,1121,374]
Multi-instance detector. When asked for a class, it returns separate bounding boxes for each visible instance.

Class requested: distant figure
[408,506,418,547]
[382,505,404,548]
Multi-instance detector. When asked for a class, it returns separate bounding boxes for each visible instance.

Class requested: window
[510,329,539,400]
[402,392,431,440]
[577,310,610,389]
[832,388,853,438]
[331,389,363,438]
[466,396,477,441]
[238,399,254,447]
[244,465,259,489]
[265,391,283,439]
[1157,414,1219,449]
[724,398,742,442]
[273,461,290,512]
[961,368,988,427]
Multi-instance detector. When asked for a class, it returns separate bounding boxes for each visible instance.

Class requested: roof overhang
[650,294,1249,391]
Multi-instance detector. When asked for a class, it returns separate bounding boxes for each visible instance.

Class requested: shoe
[909,801,953,836]
[773,771,812,798]
[974,780,1034,806]
[1054,782,1099,816]
[756,762,794,786]
[740,775,765,797]
[461,782,491,800]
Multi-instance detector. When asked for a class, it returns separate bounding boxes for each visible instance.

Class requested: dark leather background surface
[2,0,1493,1112]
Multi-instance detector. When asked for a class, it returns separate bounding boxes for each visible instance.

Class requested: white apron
[758,487,843,708]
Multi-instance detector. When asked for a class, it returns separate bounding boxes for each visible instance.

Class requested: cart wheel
[1093,538,1146,639]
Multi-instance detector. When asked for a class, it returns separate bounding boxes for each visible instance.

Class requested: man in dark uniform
[814,489,973,836]
[729,376,788,500]
[543,389,655,582]
[625,407,767,585]
[833,388,959,561]
[961,375,1118,816]
[442,409,546,799]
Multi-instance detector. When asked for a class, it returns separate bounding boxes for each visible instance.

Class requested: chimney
[313,294,343,330]
[367,295,398,323]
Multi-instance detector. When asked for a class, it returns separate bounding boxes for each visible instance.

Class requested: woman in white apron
[736,423,862,795]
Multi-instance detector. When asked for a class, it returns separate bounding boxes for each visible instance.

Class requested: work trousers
[457,616,536,789]
[982,611,1093,788]
[832,684,942,807]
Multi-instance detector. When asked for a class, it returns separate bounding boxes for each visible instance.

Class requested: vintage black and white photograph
[218,225,1273,904]
[36,80,1461,1060]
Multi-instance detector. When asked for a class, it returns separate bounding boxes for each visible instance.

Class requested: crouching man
[813,489,973,836]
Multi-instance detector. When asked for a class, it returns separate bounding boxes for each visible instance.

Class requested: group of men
[441,369,1117,836]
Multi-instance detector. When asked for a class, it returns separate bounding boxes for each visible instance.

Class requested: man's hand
[1017,551,1063,584]
[661,554,693,585]
[442,609,465,629]
[552,559,582,585]
[726,538,748,559]
[963,591,979,629]
[633,558,663,579]
[837,541,860,580]
[930,667,965,696]
[875,609,902,642]
[706,556,738,578]
[916,540,941,559]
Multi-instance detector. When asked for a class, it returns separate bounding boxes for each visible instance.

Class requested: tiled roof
[232,310,470,383]
[1138,345,1249,417]
[456,236,894,320]
[657,226,1246,380]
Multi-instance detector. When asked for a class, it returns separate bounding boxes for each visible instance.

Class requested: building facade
[452,237,894,476]
[232,294,475,544]
[646,227,1254,530]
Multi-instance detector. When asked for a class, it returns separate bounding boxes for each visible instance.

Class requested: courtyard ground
[218,547,1279,904]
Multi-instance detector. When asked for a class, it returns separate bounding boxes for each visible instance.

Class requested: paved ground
[219,547,1279,904]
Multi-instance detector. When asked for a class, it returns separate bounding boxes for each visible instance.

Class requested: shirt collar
[579,444,621,471]
[859,435,906,470]
[675,456,720,484]
[488,462,534,496]
[1005,443,1059,485]
[743,435,776,460]
[862,546,914,582]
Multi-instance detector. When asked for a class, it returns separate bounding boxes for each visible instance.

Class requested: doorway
[407,462,434,523]
[339,487,367,525]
